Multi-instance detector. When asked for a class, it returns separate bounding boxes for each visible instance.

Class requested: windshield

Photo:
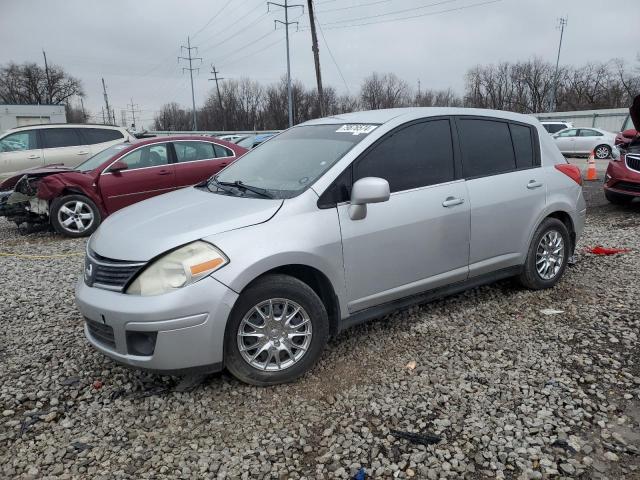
[75,143,130,171]
[214,124,377,199]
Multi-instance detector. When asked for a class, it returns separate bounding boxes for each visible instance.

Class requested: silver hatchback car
[75,108,586,385]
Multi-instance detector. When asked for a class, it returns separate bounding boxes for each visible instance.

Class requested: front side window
[174,142,215,163]
[41,128,82,148]
[354,119,455,193]
[214,124,376,199]
[82,128,124,144]
[556,128,578,137]
[459,119,516,177]
[116,144,169,171]
[0,131,38,152]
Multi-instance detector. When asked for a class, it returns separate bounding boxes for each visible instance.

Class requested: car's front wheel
[594,144,611,159]
[224,274,330,386]
[519,217,570,290]
[50,194,101,238]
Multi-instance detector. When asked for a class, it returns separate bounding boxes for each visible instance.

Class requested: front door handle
[219,162,228,167]
[527,180,543,189]
[442,196,465,207]
[28,154,40,159]
[157,170,171,176]
[77,151,89,155]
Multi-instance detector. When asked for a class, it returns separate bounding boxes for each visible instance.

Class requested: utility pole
[101,107,106,124]
[306,0,324,117]
[268,0,304,128]
[208,65,226,130]
[127,98,140,130]
[550,16,567,112]
[121,110,127,127]
[42,50,51,104]
[101,78,112,124]
[178,36,202,131]
[80,98,87,122]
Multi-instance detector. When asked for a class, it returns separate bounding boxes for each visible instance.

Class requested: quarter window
[41,128,82,148]
[116,144,169,171]
[458,119,516,177]
[354,119,455,193]
[510,123,535,169]
[0,131,38,152]
[579,129,602,137]
[213,144,234,158]
[174,142,215,162]
[82,128,124,144]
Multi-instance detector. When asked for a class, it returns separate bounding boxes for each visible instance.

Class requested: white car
[552,127,616,159]
[0,124,134,175]
[541,121,573,134]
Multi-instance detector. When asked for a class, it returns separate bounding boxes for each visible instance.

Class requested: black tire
[224,274,329,386]
[605,190,633,205]
[594,144,611,159]
[50,194,101,238]
[518,217,570,290]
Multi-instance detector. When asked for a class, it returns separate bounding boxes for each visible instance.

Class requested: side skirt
[337,266,522,333]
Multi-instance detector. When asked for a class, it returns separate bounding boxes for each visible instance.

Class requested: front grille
[613,181,640,193]
[85,319,116,349]
[626,154,640,173]
[86,250,145,291]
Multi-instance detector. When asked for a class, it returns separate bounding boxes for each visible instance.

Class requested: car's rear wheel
[594,144,611,159]
[518,217,570,290]
[50,194,101,238]
[605,190,634,205]
[224,274,329,386]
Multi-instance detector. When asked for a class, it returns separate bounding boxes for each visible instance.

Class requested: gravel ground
[1,181,639,480]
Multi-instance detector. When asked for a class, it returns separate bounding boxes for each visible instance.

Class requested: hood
[90,187,283,261]
[631,94,640,131]
[0,164,75,190]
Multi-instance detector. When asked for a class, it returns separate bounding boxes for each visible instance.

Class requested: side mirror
[109,160,128,173]
[348,177,390,220]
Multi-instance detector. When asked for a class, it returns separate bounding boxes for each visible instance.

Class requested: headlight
[126,241,228,296]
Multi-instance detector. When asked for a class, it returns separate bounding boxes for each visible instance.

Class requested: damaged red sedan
[0,136,247,237]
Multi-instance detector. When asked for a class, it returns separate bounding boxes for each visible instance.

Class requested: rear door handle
[442,197,465,207]
[157,170,171,175]
[527,180,543,189]
[28,154,40,159]
[77,151,89,155]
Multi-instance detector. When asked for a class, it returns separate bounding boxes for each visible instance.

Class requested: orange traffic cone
[585,150,598,181]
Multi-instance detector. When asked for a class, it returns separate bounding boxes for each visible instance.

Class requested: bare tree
[0,62,84,105]
[153,102,192,130]
[360,72,411,110]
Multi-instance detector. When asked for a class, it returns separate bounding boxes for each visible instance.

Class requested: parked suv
[0,124,133,175]
[76,108,586,385]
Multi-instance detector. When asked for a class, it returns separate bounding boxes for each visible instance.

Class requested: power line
[268,0,305,128]
[316,0,392,14]
[218,36,285,69]
[199,10,271,55]
[178,36,203,130]
[315,16,350,94]
[191,0,235,39]
[214,30,276,65]
[127,98,141,130]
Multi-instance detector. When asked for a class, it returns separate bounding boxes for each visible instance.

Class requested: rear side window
[354,119,455,193]
[458,119,515,177]
[82,128,124,144]
[510,123,535,169]
[41,128,82,149]
[213,144,234,157]
[174,142,215,162]
[579,129,602,137]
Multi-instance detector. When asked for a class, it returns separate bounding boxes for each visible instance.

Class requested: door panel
[338,181,470,312]
[466,169,546,275]
[41,128,90,167]
[554,129,578,154]
[99,143,176,213]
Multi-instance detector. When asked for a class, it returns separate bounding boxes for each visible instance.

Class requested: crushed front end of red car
[604,149,640,201]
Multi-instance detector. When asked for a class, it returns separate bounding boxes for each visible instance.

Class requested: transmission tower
[178,36,202,130]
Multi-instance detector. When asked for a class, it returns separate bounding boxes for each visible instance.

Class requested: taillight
[555,163,582,185]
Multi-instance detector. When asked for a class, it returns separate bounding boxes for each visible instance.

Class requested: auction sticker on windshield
[336,124,378,135]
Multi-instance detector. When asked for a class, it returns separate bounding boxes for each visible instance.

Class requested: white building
[0,104,67,133]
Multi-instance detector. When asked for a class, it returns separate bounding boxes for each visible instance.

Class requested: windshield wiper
[215,179,273,199]
[206,178,237,196]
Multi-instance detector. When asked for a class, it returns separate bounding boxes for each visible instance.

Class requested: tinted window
[354,120,454,193]
[510,124,535,169]
[116,144,168,171]
[42,128,81,148]
[174,142,215,162]
[82,128,124,144]
[579,129,602,137]
[544,124,568,134]
[0,131,38,152]
[458,119,516,177]
[213,144,234,157]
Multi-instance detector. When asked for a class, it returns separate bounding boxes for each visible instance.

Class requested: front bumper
[604,160,640,197]
[75,275,239,373]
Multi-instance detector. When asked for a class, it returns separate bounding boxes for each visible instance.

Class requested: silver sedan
[552,127,616,158]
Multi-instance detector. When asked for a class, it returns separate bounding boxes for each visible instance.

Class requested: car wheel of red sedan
[605,190,634,205]
[51,194,101,238]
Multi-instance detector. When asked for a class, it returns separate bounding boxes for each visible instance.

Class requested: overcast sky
[1,0,638,128]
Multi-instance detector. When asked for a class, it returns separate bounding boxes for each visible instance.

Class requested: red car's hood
[0,164,76,190]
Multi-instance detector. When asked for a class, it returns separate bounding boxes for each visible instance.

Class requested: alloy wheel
[57,200,94,233]
[595,146,610,159]
[536,230,565,280]
[237,298,313,371]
